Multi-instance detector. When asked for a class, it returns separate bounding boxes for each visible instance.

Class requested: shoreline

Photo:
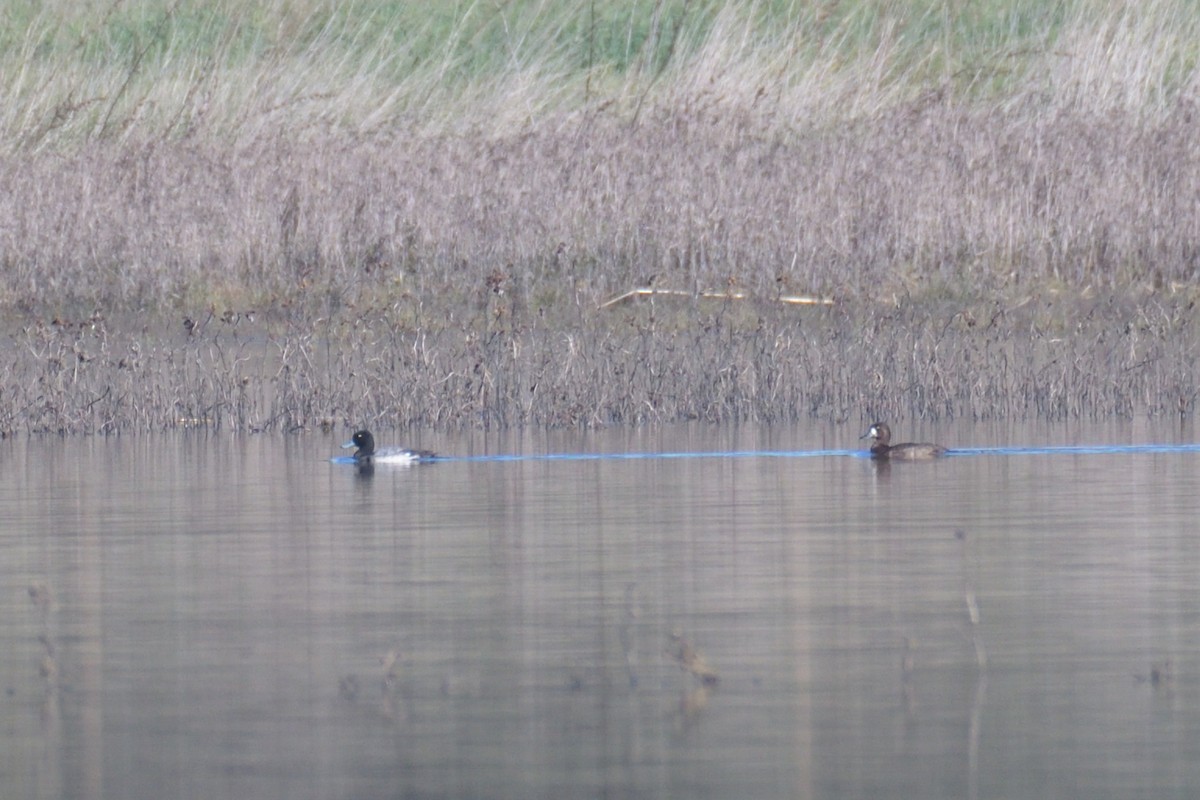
[4,2,1200,433]
[2,290,1196,435]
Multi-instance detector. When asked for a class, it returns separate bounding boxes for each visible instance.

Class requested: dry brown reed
[3,105,1200,316]
[2,2,1200,432]
[0,289,1195,434]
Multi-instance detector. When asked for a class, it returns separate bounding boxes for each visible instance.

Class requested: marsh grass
[2,291,1196,434]
[2,1,1200,431]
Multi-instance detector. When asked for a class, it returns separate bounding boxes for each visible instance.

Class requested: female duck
[342,430,436,465]
[860,422,947,460]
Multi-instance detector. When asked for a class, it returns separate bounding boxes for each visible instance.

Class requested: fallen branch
[599,286,835,309]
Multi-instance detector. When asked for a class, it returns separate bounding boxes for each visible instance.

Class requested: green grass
[5,0,1198,149]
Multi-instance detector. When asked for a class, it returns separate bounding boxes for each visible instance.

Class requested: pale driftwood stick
[598,286,835,309]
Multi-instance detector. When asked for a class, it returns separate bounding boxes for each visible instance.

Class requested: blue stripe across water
[333,443,1200,465]
[951,444,1200,456]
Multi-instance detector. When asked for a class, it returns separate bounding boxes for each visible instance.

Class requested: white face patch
[868,425,880,439]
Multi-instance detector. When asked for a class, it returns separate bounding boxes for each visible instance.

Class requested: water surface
[2,421,1199,799]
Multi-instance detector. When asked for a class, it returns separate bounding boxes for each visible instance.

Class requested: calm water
[3,421,1200,800]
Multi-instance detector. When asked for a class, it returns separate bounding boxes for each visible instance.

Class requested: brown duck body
[861,422,947,460]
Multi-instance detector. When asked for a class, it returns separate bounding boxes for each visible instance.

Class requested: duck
[341,430,436,465]
[860,422,946,460]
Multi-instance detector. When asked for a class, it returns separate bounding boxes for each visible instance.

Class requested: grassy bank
[2,1,1200,431]
[3,292,1197,434]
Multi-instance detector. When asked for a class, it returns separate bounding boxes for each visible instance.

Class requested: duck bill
[341,439,356,449]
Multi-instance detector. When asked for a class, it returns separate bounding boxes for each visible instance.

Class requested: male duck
[860,422,947,460]
[342,430,436,465]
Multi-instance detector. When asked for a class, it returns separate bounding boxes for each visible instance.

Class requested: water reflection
[1,423,1199,799]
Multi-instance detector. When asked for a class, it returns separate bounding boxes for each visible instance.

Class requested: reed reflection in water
[1,422,1198,799]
